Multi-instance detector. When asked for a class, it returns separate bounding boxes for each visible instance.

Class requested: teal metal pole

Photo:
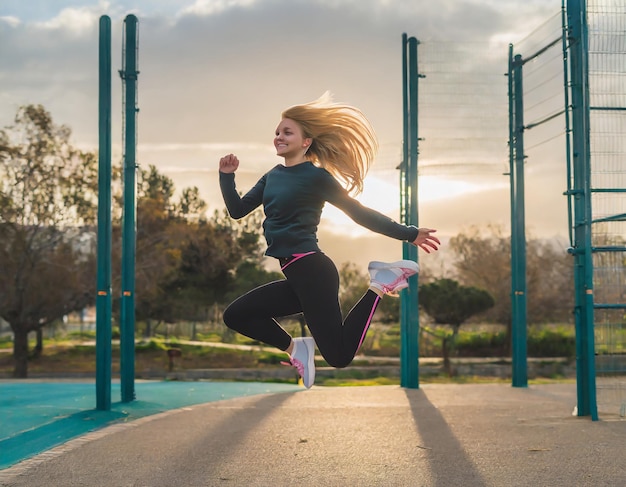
[507,45,518,382]
[567,0,598,420]
[401,34,409,232]
[96,15,112,411]
[401,36,420,389]
[120,14,139,403]
[511,53,528,387]
[561,1,575,247]
[507,47,516,316]
[400,33,411,387]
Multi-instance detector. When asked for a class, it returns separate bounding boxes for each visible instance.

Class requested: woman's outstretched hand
[219,154,240,174]
[412,228,440,253]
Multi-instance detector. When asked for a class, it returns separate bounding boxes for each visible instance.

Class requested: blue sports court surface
[0,380,301,469]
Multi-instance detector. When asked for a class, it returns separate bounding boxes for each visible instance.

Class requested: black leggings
[222,252,381,368]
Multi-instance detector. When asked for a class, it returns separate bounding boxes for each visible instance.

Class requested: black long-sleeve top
[219,161,419,258]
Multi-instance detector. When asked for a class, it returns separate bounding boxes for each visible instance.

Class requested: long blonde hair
[281,92,378,194]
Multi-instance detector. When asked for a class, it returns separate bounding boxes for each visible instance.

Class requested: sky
[0,0,568,272]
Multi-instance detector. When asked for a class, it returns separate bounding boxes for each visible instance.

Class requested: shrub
[528,327,575,358]
[447,326,575,358]
[455,330,508,357]
[136,339,168,352]
[67,330,96,340]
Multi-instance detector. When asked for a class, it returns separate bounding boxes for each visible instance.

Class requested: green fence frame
[119,14,139,403]
[400,34,421,388]
[96,14,140,408]
[96,15,112,411]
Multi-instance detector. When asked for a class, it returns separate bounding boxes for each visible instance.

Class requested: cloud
[0,0,557,134]
[178,0,258,17]
[0,16,20,27]
[138,142,269,153]
[134,0,513,153]
[0,0,570,242]
[33,4,107,36]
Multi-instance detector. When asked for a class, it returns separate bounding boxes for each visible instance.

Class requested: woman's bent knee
[322,354,352,369]
[222,304,239,330]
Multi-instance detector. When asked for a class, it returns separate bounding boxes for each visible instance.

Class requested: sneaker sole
[368,260,419,275]
[302,337,316,388]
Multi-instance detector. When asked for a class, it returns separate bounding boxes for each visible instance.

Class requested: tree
[419,278,494,375]
[525,238,574,324]
[0,105,98,377]
[449,225,511,327]
[166,221,255,321]
[126,165,269,337]
[450,225,575,344]
[175,186,207,223]
[203,208,273,329]
[130,166,181,334]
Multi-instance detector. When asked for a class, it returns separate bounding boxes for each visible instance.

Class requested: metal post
[96,15,112,411]
[561,1,575,247]
[566,0,597,419]
[507,44,518,377]
[400,33,410,386]
[400,35,420,388]
[120,14,139,403]
[511,53,528,387]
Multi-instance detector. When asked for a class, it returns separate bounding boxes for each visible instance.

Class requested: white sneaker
[283,336,316,388]
[368,260,419,296]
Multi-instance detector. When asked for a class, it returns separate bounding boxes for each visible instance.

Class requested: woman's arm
[218,154,265,219]
[325,176,440,252]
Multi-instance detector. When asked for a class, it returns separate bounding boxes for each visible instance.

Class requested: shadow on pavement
[404,388,488,487]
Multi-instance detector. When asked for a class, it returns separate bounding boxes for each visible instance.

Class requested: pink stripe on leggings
[356,294,381,353]
[280,251,317,271]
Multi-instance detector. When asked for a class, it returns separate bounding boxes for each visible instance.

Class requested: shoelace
[281,357,304,377]
[380,268,414,293]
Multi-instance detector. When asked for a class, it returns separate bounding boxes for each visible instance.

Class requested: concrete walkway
[1,383,624,487]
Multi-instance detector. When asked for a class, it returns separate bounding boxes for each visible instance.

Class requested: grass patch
[0,323,581,384]
[0,340,277,376]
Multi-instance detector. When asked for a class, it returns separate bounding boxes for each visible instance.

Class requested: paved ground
[1,382,624,487]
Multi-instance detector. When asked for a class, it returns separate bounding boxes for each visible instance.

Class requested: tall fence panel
[417,40,512,369]
[586,0,626,418]
[510,0,626,418]
[512,0,626,419]
[508,11,570,391]
[417,42,509,180]
[416,3,624,417]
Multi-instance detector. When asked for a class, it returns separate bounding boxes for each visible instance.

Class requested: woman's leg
[283,253,381,368]
[222,279,303,351]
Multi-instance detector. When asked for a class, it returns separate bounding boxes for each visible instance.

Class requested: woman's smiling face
[274,118,311,162]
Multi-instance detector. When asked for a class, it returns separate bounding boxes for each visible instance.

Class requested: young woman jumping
[218,93,440,388]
